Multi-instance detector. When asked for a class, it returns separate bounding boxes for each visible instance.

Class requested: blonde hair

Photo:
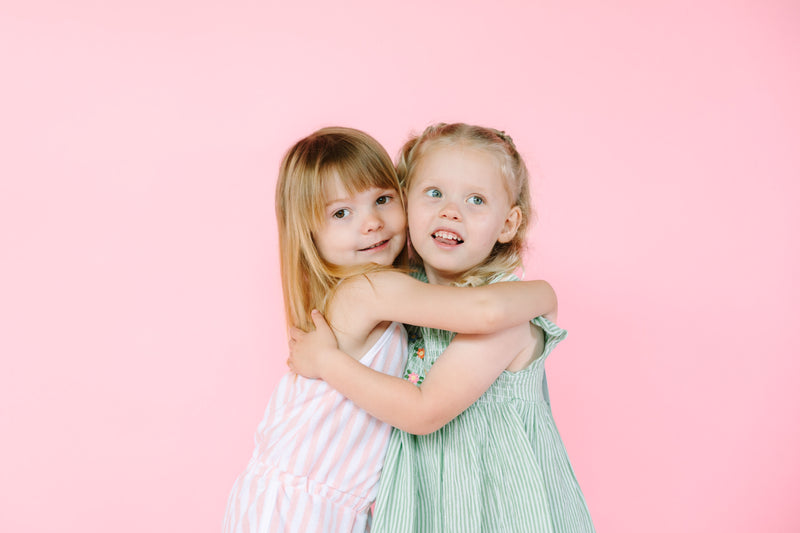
[276,127,404,331]
[397,122,533,287]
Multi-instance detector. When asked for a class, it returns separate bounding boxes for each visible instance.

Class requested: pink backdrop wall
[2,1,798,531]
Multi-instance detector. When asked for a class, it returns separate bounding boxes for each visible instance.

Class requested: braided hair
[396,123,534,286]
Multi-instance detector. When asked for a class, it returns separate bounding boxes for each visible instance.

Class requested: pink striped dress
[223,322,407,533]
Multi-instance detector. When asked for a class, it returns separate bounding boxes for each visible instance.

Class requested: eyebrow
[413,179,492,195]
[325,188,394,207]
[324,198,350,211]
[325,196,348,205]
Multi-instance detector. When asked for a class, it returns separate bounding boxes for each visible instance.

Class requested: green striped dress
[372,274,595,533]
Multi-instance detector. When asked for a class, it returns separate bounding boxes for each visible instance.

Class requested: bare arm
[289,311,536,435]
[330,270,556,335]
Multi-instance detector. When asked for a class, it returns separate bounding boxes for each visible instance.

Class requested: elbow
[533,280,558,317]
[545,283,558,322]
[401,421,440,436]
[399,409,449,436]
[393,389,460,435]
[477,297,506,333]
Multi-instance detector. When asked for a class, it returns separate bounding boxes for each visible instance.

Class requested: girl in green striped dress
[289,123,594,532]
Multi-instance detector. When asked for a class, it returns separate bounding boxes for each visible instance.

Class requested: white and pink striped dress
[223,322,407,533]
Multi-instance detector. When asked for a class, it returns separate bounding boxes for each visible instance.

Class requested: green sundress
[373,273,595,533]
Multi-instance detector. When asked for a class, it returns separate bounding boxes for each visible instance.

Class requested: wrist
[318,346,345,379]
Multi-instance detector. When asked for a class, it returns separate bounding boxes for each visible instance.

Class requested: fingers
[289,328,306,351]
[310,309,328,330]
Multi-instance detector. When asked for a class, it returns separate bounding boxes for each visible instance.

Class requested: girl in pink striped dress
[222,127,556,532]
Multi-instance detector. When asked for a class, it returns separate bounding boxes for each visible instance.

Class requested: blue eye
[376,195,391,205]
[332,208,350,219]
[467,195,484,205]
[425,189,442,198]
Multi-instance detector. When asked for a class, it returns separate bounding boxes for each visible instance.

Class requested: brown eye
[333,208,350,219]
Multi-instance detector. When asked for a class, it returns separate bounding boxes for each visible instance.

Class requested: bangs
[307,142,400,227]
[281,126,401,234]
[323,144,399,194]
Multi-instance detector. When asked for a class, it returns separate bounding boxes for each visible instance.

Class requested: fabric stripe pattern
[373,274,595,533]
[223,322,408,533]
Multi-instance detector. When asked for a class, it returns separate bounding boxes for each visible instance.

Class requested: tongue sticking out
[434,235,459,245]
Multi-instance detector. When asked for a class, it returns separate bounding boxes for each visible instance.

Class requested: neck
[422,264,462,286]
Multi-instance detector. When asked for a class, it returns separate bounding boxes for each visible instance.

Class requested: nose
[438,201,461,221]
[361,210,384,233]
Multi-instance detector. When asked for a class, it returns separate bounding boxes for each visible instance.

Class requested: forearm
[316,326,528,434]
[346,272,556,335]
[476,280,557,331]
[318,349,447,435]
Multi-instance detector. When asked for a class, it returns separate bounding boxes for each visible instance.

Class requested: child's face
[313,178,407,269]
[406,144,521,285]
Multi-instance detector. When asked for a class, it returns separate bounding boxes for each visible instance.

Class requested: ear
[497,205,522,244]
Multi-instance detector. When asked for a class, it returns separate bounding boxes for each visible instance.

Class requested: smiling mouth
[359,239,389,252]
[432,230,463,245]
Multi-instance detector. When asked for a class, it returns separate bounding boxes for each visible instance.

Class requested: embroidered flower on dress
[415,347,425,359]
[404,370,424,385]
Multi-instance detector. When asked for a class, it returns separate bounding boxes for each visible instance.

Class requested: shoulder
[342,270,418,295]
[328,269,414,309]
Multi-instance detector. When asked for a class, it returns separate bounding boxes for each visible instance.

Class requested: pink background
[2,1,798,531]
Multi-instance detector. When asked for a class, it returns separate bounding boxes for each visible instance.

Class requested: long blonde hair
[276,127,404,331]
[397,122,533,287]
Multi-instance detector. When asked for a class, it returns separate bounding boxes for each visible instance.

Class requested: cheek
[310,229,322,249]
[406,192,423,213]
[406,220,429,251]
[406,198,427,225]
[314,240,334,263]
[405,203,422,227]
[480,218,511,248]
[391,205,408,230]
[313,225,343,258]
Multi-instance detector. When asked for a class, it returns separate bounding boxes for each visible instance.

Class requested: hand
[287,310,338,379]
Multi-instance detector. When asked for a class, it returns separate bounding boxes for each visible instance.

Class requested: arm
[289,311,535,435]
[331,270,556,335]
